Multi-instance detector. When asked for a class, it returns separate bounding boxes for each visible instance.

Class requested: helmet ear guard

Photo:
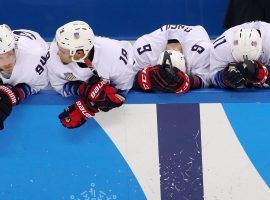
[0,24,15,54]
[55,21,95,63]
[231,28,262,62]
[157,50,187,73]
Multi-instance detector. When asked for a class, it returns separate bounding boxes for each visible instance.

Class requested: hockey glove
[222,62,246,88]
[0,91,13,130]
[88,84,125,112]
[79,75,124,112]
[0,83,31,130]
[58,99,98,129]
[239,60,268,85]
[134,65,190,93]
[78,75,107,100]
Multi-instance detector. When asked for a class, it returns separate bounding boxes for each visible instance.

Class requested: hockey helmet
[157,50,187,73]
[0,24,15,54]
[231,28,262,62]
[56,20,95,62]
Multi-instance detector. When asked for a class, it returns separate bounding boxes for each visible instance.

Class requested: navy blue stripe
[157,104,203,200]
[213,35,225,45]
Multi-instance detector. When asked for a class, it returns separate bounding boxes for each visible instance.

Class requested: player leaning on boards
[47,21,136,129]
[210,21,270,89]
[132,24,211,93]
[0,24,48,130]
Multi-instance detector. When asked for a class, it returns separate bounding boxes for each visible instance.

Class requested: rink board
[0,90,270,200]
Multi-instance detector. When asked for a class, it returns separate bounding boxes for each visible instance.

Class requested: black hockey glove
[222,62,246,88]
[0,90,13,130]
[239,60,268,85]
[134,51,190,93]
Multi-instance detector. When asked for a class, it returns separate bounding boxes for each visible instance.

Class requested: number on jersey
[213,36,226,49]
[35,51,50,75]
[119,48,128,65]
[191,44,205,54]
[137,44,152,55]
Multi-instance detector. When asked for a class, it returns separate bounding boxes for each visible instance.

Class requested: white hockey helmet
[55,20,95,62]
[157,50,187,73]
[0,24,15,54]
[231,28,262,62]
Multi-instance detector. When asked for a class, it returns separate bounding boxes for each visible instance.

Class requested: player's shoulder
[94,36,116,45]
[14,29,47,55]
[94,36,130,54]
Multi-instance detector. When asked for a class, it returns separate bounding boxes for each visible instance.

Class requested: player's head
[157,50,187,73]
[55,20,95,64]
[0,24,16,74]
[231,28,262,62]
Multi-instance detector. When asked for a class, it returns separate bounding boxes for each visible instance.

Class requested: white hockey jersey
[133,24,212,87]
[0,29,49,94]
[210,21,270,83]
[48,37,136,97]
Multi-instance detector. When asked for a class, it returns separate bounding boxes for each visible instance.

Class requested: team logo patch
[64,72,77,81]
[74,32,80,39]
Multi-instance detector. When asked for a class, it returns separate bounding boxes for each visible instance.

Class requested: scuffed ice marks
[70,183,117,200]
[159,130,203,200]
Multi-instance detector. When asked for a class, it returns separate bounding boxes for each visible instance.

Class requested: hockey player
[0,24,49,130]
[47,21,136,129]
[210,21,270,89]
[132,24,212,93]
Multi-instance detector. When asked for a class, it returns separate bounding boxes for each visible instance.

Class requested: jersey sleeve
[92,37,135,92]
[210,34,234,87]
[47,41,95,97]
[14,30,49,94]
[47,41,76,97]
[46,41,65,95]
[188,40,211,87]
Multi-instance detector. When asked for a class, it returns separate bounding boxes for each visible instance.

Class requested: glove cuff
[136,66,153,90]
[74,99,95,119]
[174,72,190,93]
[252,63,268,84]
[79,80,107,100]
[0,85,19,106]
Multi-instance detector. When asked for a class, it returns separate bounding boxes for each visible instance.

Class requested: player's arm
[58,76,125,129]
[210,35,238,88]
[133,51,191,93]
[58,87,125,129]
[133,64,201,93]
[187,40,212,88]
[63,74,125,111]
[47,41,76,97]
[213,60,269,89]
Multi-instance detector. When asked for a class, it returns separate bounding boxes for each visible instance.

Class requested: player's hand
[134,65,190,93]
[58,99,97,129]
[0,90,13,130]
[222,62,246,88]
[159,64,182,84]
[79,75,124,112]
[79,75,107,101]
[240,60,268,84]
[89,84,125,112]
[0,84,20,106]
[154,64,190,93]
